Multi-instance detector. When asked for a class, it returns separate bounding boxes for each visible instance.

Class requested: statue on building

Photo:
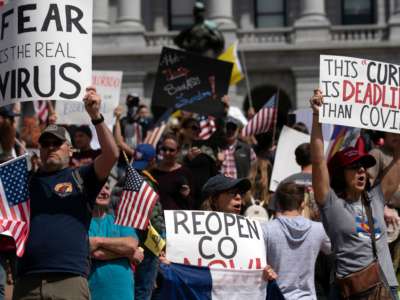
[174,1,225,58]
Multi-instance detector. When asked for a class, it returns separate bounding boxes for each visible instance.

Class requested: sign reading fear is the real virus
[0,0,92,106]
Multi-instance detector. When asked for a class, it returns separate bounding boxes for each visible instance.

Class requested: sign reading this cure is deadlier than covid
[0,0,92,106]
[165,210,266,270]
[320,55,400,133]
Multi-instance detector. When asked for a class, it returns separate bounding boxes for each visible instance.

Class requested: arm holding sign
[310,89,330,206]
[84,87,119,181]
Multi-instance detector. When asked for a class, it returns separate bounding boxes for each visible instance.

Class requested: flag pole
[239,46,253,109]
[122,150,131,166]
[271,88,280,144]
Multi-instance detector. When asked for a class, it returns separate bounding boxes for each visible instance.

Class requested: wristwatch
[91,114,104,125]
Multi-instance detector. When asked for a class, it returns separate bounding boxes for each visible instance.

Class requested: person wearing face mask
[217,116,256,179]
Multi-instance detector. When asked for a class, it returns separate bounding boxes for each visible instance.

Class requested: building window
[168,0,196,30]
[342,0,375,25]
[255,0,286,28]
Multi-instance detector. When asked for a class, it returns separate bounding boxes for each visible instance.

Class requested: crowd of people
[0,87,400,300]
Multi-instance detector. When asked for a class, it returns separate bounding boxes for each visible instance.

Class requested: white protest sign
[55,70,123,126]
[269,126,330,191]
[0,0,92,106]
[320,55,400,133]
[165,210,266,270]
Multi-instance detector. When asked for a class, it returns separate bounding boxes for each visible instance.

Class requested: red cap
[328,147,376,176]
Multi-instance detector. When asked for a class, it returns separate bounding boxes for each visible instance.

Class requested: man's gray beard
[43,155,70,172]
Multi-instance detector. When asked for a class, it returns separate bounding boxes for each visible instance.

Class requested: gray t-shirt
[321,186,397,287]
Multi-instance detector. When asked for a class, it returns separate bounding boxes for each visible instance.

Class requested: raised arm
[379,143,400,201]
[310,89,330,206]
[83,87,119,181]
[113,106,134,157]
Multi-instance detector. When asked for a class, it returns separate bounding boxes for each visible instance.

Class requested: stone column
[117,0,144,30]
[293,0,330,43]
[389,0,400,40]
[292,67,319,108]
[93,0,109,28]
[376,0,386,25]
[207,0,236,29]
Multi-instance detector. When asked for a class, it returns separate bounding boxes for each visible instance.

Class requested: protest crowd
[2,1,400,300]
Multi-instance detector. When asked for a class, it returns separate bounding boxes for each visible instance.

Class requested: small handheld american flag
[115,165,158,230]
[242,94,277,137]
[143,108,172,147]
[198,115,216,140]
[0,155,30,257]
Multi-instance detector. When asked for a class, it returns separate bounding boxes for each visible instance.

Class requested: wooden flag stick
[122,150,131,166]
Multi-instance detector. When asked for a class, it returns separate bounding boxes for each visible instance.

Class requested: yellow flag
[144,223,165,256]
[218,42,244,85]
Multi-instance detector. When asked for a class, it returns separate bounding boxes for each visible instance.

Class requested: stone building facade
[93,0,400,121]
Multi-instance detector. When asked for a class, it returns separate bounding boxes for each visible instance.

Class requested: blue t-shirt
[18,165,104,277]
[88,214,137,300]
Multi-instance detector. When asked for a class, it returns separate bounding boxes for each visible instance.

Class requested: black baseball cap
[202,174,251,198]
[0,105,20,118]
[39,125,72,145]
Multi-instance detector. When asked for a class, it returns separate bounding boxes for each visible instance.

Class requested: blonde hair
[244,158,272,207]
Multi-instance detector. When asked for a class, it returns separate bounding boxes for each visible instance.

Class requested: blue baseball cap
[132,144,156,170]
[202,174,251,198]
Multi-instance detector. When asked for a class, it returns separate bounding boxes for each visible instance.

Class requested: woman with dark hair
[201,174,251,214]
[310,89,400,299]
[151,133,195,210]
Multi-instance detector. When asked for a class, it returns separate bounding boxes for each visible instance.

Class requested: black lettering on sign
[199,236,214,259]
[59,62,81,99]
[18,4,37,33]
[192,211,205,235]
[173,210,190,234]
[41,4,63,32]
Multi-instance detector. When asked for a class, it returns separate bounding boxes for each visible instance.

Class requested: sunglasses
[40,139,64,148]
[224,189,246,197]
[161,146,177,153]
[346,162,365,170]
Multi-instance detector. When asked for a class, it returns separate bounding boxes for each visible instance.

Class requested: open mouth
[232,203,241,213]
[356,175,366,186]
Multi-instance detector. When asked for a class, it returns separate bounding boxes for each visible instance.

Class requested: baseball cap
[38,125,72,145]
[0,105,20,118]
[202,174,251,198]
[225,116,242,128]
[328,147,376,176]
[132,144,156,170]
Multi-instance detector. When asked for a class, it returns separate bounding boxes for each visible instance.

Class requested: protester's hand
[159,251,171,265]
[247,107,255,119]
[132,247,144,265]
[217,151,224,163]
[384,206,400,226]
[262,265,278,281]
[89,237,101,253]
[180,185,190,198]
[187,147,201,161]
[48,113,57,125]
[114,106,123,119]
[309,89,323,115]
[83,86,102,120]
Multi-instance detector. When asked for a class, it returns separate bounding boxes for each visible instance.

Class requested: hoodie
[262,216,330,300]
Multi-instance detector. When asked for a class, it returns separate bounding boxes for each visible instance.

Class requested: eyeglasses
[40,139,64,149]
[161,146,177,153]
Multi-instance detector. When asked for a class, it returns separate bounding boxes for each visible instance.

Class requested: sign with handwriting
[152,47,232,117]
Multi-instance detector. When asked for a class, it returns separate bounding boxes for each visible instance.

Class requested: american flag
[115,165,158,230]
[242,94,277,137]
[198,116,216,140]
[0,155,30,257]
[143,108,172,147]
[33,100,49,123]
